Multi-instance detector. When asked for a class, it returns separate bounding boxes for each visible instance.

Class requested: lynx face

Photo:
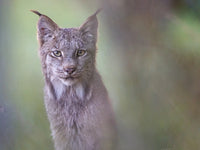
[45,28,95,86]
[34,11,99,86]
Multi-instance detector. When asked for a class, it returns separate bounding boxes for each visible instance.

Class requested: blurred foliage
[1,0,200,150]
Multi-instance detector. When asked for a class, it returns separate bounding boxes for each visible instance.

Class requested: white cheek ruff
[60,79,86,100]
[51,78,66,100]
[50,76,91,101]
[75,83,85,100]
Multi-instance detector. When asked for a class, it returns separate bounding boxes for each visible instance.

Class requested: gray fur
[32,10,116,150]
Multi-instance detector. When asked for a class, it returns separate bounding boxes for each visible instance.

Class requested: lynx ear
[31,10,58,46]
[79,9,101,43]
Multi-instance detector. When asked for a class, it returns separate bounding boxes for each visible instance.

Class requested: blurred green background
[1,0,200,150]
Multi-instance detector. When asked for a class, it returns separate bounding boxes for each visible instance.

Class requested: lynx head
[32,10,100,86]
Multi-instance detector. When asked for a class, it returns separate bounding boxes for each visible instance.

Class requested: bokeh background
[1,0,200,150]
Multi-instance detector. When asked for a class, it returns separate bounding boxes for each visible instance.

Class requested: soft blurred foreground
[1,0,200,150]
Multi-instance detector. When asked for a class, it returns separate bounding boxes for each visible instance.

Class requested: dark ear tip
[94,8,102,16]
[30,10,42,17]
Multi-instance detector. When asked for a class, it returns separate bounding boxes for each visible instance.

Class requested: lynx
[31,10,116,150]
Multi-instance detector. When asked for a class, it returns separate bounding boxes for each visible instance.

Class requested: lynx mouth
[65,77,76,80]
[59,75,80,86]
[59,75,79,80]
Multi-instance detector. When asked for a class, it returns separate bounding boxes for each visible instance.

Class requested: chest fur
[45,82,90,132]
[46,97,100,150]
[44,81,99,149]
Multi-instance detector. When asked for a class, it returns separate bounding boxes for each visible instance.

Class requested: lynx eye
[76,50,86,57]
[52,50,62,57]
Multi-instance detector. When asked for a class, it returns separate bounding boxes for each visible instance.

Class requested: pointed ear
[79,9,101,43]
[31,10,58,46]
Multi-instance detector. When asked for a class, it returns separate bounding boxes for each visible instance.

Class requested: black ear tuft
[30,10,42,16]
[31,10,59,46]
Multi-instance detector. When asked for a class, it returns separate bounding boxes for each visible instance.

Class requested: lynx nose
[64,66,76,74]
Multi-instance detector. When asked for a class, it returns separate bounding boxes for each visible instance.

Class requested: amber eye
[52,50,62,57]
[76,50,86,57]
